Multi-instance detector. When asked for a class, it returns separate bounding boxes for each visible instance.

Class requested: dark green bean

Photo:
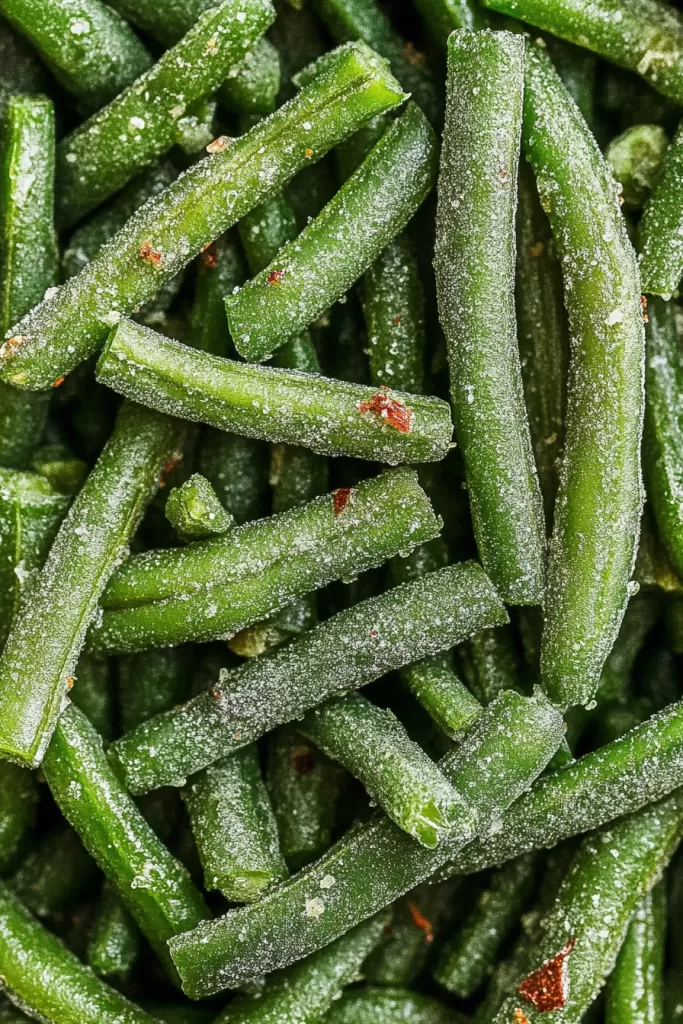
[183,744,288,902]
[412,0,484,39]
[0,43,407,390]
[324,988,459,1024]
[220,37,281,116]
[0,761,36,871]
[607,123,669,210]
[0,17,46,128]
[9,827,98,921]
[188,233,245,358]
[70,654,115,741]
[434,30,546,606]
[108,561,508,793]
[458,625,521,707]
[88,881,141,978]
[639,119,683,296]
[606,881,666,1024]
[118,647,191,733]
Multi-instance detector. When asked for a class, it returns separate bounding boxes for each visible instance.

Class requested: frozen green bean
[639,120,683,296]
[324,988,459,1024]
[607,123,669,210]
[606,881,666,1024]
[9,826,97,921]
[88,881,141,978]
[220,37,281,117]
[165,474,234,542]
[118,647,191,733]
[0,762,36,871]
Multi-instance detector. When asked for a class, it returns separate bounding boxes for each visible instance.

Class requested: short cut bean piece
[605,881,666,1024]
[165,474,234,542]
[435,29,546,606]
[97,319,453,464]
[168,690,564,996]
[639,118,683,297]
[606,123,669,210]
[0,0,152,114]
[220,37,281,117]
[0,762,37,871]
[0,402,184,768]
[523,42,645,708]
[324,988,459,1024]
[0,881,160,1024]
[300,692,467,848]
[0,43,407,391]
[226,102,438,363]
[108,562,508,793]
[188,233,245,359]
[42,705,209,981]
[88,881,141,979]
[90,467,442,654]
[479,0,683,108]
[55,0,275,229]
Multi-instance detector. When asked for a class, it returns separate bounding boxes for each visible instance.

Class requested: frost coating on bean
[107,562,509,793]
[638,119,683,296]
[523,44,645,708]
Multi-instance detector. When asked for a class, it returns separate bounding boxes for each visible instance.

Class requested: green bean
[606,881,666,1024]
[189,233,245,358]
[324,987,459,1024]
[607,123,669,210]
[458,625,521,707]
[300,692,467,848]
[266,727,346,872]
[213,913,389,1024]
[546,37,597,127]
[363,879,462,986]
[598,590,660,704]
[492,793,683,1023]
[31,444,88,497]
[226,103,437,363]
[220,37,281,116]
[90,467,442,654]
[1,43,407,391]
[0,762,36,871]
[108,561,508,793]
[70,653,115,740]
[0,96,58,469]
[515,158,568,523]
[0,0,152,114]
[97,320,453,464]
[42,705,209,980]
[434,30,546,607]
[0,881,160,1024]
[412,0,483,40]
[523,43,645,708]
[363,234,426,395]
[335,113,388,183]
[168,689,564,995]
[183,745,288,902]
[9,826,98,921]
[107,0,218,46]
[88,881,141,978]
[270,1,327,93]
[434,854,537,997]
[0,1000,27,1023]
[480,0,683,108]
[0,403,184,767]
[636,506,683,594]
[639,120,683,296]
[310,0,441,123]
[173,95,217,157]
[0,17,47,128]
[0,468,69,650]
[118,647,191,733]
[165,474,234,542]
[56,0,275,230]
[144,1007,213,1024]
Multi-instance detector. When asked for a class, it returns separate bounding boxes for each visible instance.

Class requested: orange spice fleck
[267,269,285,286]
[52,376,65,388]
[499,167,510,184]
[357,391,414,433]
[518,938,576,1013]
[514,1010,530,1024]
[206,36,218,54]
[159,453,182,488]
[290,745,316,775]
[618,193,625,205]
[392,315,403,325]
[529,241,544,257]
[305,147,313,159]
[407,902,434,943]
[333,488,352,515]
[369,630,378,639]
[641,294,649,323]
[66,676,74,690]
[201,244,218,269]
[209,686,221,700]
[1,335,27,359]
[206,135,231,153]
[383,921,393,937]
[139,241,163,266]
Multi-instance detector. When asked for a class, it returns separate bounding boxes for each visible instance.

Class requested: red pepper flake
[529,241,544,257]
[333,487,352,515]
[407,902,434,943]
[206,135,231,153]
[618,193,625,205]
[52,376,65,388]
[641,294,649,323]
[369,630,378,639]
[514,1010,530,1024]
[392,315,402,325]
[139,241,163,266]
[290,744,316,775]
[267,269,285,286]
[518,938,576,1013]
[209,686,221,700]
[357,391,413,433]
[159,453,182,488]
[499,167,510,184]
[201,244,218,269]
[66,676,74,690]
[305,147,313,159]
[0,334,27,359]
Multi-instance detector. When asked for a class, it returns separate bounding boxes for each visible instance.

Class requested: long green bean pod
[88,881,141,978]
[220,37,281,117]
[492,793,683,1023]
[606,881,666,1024]
[8,826,98,920]
[213,913,389,1024]
[639,119,683,296]
[89,467,442,653]
[0,95,58,469]
[434,30,546,606]
[97,319,452,464]
[226,103,437,363]
[0,403,183,767]
[56,0,275,229]
[42,705,209,980]
[266,727,346,872]
[108,562,508,793]
[434,853,537,997]
[0,468,69,650]
[515,158,568,523]
[70,654,115,740]
[118,647,191,733]
[0,881,160,1024]
[324,987,459,1024]
[0,43,407,391]
[523,42,645,708]
[0,0,152,113]
[300,692,467,848]
[182,745,288,902]
[0,762,37,871]
[168,690,563,996]
[479,0,683,108]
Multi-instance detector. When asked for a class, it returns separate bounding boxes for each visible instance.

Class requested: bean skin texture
[638,117,683,297]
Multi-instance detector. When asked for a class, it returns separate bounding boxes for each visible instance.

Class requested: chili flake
[333,488,352,515]
[357,391,414,433]
[518,938,576,1012]
[139,241,163,266]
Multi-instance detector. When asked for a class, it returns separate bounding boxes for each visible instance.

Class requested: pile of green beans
[2,1,683,1022]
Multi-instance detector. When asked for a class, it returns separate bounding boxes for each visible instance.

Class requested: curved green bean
[606,881,666,1024]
